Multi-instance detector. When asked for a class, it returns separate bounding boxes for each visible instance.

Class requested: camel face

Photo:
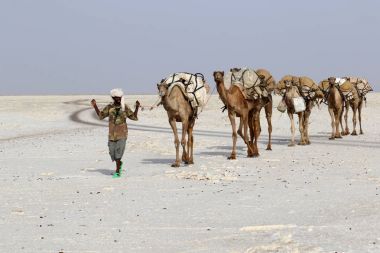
[157,83,169,97]
[213,71,224,82]
[328,77,336,87]
[284,80,292,89]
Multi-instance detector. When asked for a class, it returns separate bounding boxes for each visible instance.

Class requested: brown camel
[237,69,274,151]
[342,77,373,134]
[277,75,323,146]
[214,71,254,159]
[213,70,272,158]
[157,83,195,167]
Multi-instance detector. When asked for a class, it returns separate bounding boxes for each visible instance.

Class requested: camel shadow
[141,158,173,165]
[197,145,246,157]
[197,151,231,157]
[212,145,246,151]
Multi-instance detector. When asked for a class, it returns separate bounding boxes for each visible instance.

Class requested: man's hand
[91,99,97,107]
[135,100,141,108]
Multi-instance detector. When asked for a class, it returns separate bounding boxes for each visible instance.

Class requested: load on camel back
[227,68,275,100]
[158,72,210,117]
[319,77,359,102]
[344,77,373,99]
[275,75,324,113]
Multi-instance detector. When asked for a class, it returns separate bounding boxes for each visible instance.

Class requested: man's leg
[114,139,127,176]
[115,160,122,174]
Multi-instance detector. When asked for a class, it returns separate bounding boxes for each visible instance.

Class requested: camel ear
[222,71,224,75]
[157,83,159,88]
[213,71,217,76]
[230,68,233,72]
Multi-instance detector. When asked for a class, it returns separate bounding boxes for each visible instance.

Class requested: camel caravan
[153,69,373,166]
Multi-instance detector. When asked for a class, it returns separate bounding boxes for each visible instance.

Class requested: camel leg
[351,103,358,136]
[298,112,306,145]
[248,111,255,157]
[335,108,342,139]
[169,118,181,167]
[265,101,273,150]
[242,114,254,157]
[237,118,244,141]
[288,112,296,147]
[343,103,350,135]
[228,111,237,160]
[358,100,364,134]
[339,105,345,135]
[252,111,260,157]
[304,109,311,145]
[181,119,189,163]
[328,108,336,140]
[187,120,195,164]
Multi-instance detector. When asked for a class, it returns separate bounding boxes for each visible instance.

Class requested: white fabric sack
[293,97,306,113]
[230,68,260,90]
[277,99,287,113]
[163,72,208,108]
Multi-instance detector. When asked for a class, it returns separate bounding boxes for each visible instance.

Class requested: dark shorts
[108,139,126,161]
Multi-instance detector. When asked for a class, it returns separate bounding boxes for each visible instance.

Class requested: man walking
[91,89,140,178]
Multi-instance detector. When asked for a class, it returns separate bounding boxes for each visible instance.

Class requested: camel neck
[216,80,229,105]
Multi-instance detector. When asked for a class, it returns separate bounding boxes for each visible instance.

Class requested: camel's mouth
[158,91,166,97]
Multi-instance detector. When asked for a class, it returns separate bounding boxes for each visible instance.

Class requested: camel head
[275,75,294,95]
[213,71,225,83]
[328,77,336,88]
[157,81,169,97]
[283,75,293,86]
[358,78,374,95]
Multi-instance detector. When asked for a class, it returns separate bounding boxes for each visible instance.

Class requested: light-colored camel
[320,78,360,136]
[342,77,372,135]
[157,83,195,167]
[277,75,323,146]
[213,71,256,159]
[319,77,345,139]
[340,91,360,136]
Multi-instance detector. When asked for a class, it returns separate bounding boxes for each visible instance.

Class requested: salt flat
[1,94,380,253]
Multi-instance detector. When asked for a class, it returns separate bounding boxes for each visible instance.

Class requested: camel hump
[163,72,209,109]
[230,68,260,88]
[231,68,275,100]
[353,77,373,96]
[256,68,276,91]
[336,78,354,92]
[319,79,330,92]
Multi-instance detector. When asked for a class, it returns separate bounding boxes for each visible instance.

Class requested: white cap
[110,88,125,111]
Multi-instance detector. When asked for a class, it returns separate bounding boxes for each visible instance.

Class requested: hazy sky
[0,0,379,95]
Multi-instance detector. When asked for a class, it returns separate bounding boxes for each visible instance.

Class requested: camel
[234,69,274,151]
[341,77,373,135]
[157,83,195,167]
[319,77,345,139]
[213,71,254,159]
[277,75,323,146]
[319,77,360,137]
[213,70,272,159]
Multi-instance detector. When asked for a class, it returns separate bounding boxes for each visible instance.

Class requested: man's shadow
[87,169,114,175]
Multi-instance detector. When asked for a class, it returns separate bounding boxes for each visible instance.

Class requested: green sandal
[119,161,123,176]
[112,161,123,178]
